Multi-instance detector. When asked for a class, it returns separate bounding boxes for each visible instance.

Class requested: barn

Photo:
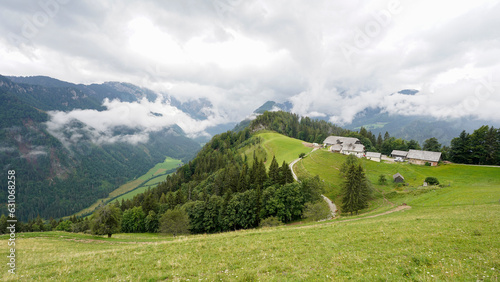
[406,150,442,166]
[393,173,405,183]
[365,152,382,162]
[391,150,409,161]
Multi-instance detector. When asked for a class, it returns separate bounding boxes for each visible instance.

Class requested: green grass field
[5,132,500,280]
[2,204,498,280]
[242,132,313,168]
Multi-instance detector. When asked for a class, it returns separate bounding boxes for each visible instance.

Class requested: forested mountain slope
[0,76,200,220]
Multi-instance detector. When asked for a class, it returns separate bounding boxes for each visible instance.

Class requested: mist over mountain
[0,75,204,220]
[250,99,500,145]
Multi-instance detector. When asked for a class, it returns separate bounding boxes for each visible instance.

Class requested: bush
[299,152,306,159]
[303,200,332,221]
[259,216,283,228]
[159,208,190,236]
[56,220,73,232]
[425,177,439,185]
[378,174,387,185]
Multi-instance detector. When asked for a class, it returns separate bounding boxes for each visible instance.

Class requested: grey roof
[365,152,381,158]
[393,173,404,180]
[391,150,408,157]
[323,136,342,145]
[407,150,442,162]
[330,144,342,151]
[323,136,360,145]
[341,143,365,153]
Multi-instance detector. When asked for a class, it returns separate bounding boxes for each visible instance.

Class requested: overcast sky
[2,0,500,129]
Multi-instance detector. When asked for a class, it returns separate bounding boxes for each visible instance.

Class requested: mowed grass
[295,148,500,207]
[73,157,182,217]
[2,204,499,281]
[247,132,313,168]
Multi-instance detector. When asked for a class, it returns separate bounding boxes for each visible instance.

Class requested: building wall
[409,159,438,166]
[342,150,364,158]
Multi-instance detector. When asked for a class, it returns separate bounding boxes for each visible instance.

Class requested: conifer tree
[280,161,294,185]
[341,164,371,215]
[268,156,280,185]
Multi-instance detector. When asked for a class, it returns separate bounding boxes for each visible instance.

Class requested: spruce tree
[268,156,280,185]
[341,164,371,215]
[280,161,294,184]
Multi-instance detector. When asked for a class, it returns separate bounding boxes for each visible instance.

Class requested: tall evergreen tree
[376,133,383,151]
[384,131,390,141]
[268,156,280,185]
[423,137,442,152]
[450,130,471,164]
[280,161,294,185]
[340,164,371,215]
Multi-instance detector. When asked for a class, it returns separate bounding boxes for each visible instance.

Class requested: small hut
[393,173,405,183]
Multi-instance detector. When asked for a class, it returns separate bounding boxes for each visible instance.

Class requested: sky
[1,0,500,138]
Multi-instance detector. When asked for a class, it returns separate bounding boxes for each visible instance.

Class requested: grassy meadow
[2,204,499,280]
[5,132,500,280]
[241,132,313,168]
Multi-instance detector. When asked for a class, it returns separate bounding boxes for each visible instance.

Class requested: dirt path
[289,148,337,217]
[337,205,411,223]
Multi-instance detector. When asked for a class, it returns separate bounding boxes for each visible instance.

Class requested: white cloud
[46,97,228,146]
[1,0,500,127]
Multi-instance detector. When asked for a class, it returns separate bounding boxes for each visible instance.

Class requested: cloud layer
[2,0,500,127]
[46,98,225,146]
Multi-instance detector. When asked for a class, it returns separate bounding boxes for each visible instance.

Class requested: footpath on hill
[289,147,337,217]
[290,146,412,221]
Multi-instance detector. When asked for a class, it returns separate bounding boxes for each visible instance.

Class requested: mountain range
[0,75,203,220]
[259,98,499,146]
[2,74,499,220]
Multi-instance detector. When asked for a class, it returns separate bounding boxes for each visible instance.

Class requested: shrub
[56,220,73,232]
[425,177,439,185]
[159,208,190,237]
[303,201,331,221]
[378,174,387,185]
[259,216,283,228]
[299,152,306,159]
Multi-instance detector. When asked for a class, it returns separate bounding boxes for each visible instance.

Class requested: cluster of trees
[0,214,91,234]
[250,111,348,144]
[81,128,326,236]
[448,126,500,165]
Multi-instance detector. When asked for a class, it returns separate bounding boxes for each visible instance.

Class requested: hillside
[2,140,499,279]
[295,147,500,209]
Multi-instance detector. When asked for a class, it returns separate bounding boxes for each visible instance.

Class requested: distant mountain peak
[398,89,419,95]
[254,100,293,114]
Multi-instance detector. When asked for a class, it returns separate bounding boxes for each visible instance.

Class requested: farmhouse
[323,136,365,158]
[406,150,442,166]
[393,173,404,183]
[365,152,382,162]
[323,136,362,146]
[391,150,409,160]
